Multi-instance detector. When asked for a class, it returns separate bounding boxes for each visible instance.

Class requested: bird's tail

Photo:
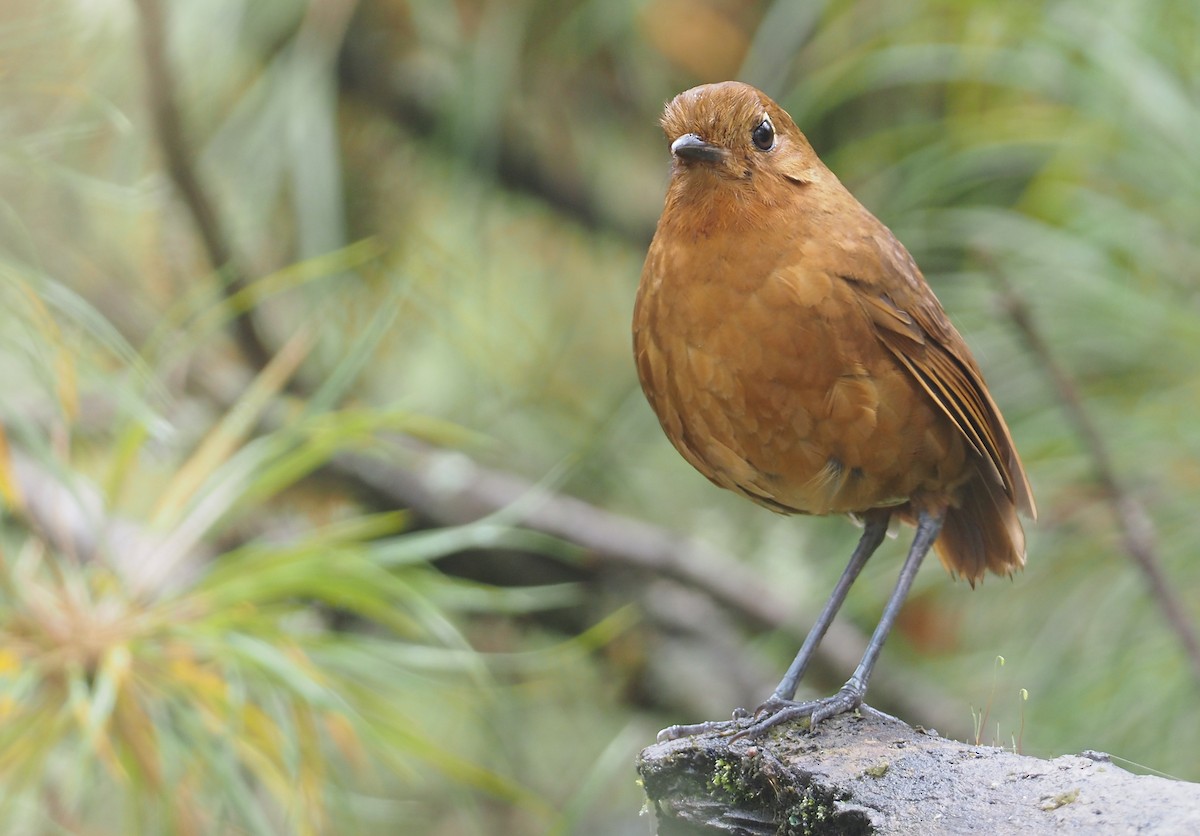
[933,469,1027,585]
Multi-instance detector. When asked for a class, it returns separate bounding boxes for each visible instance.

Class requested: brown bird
[634,82,1036,741]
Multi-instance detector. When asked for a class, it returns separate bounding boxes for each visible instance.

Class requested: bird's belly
[635,281,967,515]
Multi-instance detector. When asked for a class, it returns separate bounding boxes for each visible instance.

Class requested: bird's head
[660,81,824,189]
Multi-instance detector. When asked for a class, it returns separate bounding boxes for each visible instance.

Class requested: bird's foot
[655,686,864,744]
[728,685,864,742]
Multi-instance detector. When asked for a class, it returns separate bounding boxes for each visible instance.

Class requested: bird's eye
[752,116,775,151]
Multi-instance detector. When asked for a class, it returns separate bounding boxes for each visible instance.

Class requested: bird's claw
[727,686,865,742]
[748,695,791,722]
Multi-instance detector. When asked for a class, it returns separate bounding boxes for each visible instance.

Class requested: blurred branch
[132,0,272,370]
[331,439,963,731]
[990,268,1200,683]
[133,0,361,379]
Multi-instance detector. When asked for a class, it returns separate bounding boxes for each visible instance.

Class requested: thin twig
[131,0,272,370]
[990,268,1200,683]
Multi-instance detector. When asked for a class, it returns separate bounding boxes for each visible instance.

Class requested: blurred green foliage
[0,0,1197,832]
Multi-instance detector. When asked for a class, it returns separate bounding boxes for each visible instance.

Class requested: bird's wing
[846,247,1036,519]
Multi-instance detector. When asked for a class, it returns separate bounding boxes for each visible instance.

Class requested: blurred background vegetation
[0,0,1197,832]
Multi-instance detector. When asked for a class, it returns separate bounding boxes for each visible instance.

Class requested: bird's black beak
[670,133,726,163]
